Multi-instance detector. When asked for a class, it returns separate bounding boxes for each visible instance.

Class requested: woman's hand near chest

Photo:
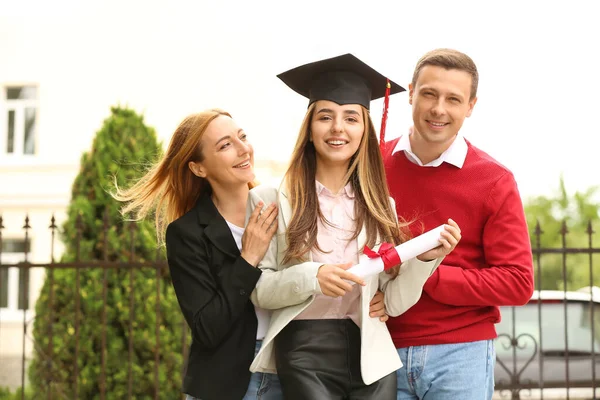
[241,202,278,266]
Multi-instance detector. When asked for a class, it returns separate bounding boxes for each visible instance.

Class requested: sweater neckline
[392,146,470,171]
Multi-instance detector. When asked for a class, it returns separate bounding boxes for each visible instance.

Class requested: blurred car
[493,288,600,399]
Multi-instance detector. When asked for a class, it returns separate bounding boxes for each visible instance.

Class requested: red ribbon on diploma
[363,242,401,271]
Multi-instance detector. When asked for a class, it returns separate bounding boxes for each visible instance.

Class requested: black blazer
[166,192,262,400]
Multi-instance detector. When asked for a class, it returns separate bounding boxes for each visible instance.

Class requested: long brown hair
[282,103,410,272]
[114,109,254,244]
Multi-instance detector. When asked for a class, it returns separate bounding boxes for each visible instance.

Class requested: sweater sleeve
[423,172,534,307]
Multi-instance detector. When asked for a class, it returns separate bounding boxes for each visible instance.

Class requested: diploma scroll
[347,224,446,280]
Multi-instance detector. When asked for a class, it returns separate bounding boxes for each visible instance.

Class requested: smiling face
[409,65,477,155]
[188,115,255,190]
[309,100,365,170]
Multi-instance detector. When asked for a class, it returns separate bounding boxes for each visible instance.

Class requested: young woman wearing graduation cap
[246,54,462,399]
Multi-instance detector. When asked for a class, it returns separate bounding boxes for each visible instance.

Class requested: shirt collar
[315,180,355,198]
[392,127,468,168]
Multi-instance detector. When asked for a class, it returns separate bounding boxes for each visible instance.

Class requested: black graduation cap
[277,53,405,110]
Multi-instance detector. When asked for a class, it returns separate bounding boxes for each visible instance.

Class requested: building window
[0,268,7,308]
[2,86,38,156]
[0,239,30,311]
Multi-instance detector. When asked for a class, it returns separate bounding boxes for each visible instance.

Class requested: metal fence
[0,214,188,400]
[495,220,600,400]
[1,215,599,399]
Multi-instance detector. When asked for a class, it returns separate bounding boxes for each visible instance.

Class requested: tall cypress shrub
[29,106,186,399]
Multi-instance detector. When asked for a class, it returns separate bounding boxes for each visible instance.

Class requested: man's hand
[369,290,388,322]
[417,218,461,262]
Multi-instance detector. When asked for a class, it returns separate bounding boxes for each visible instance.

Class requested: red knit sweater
[383,137,534,348]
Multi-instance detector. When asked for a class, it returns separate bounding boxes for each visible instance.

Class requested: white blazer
[247,184,442,385]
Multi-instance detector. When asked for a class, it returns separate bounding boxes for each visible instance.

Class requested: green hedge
[28,107,187,399]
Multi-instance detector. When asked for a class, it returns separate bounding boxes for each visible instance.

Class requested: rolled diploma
[346,224,446,280]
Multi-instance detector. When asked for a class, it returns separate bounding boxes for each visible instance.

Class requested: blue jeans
[186,340,282,400]
[395,339,495,400]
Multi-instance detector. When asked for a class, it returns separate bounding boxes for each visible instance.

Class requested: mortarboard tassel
[379,79,391,152]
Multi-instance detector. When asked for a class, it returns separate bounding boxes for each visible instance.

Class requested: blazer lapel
[195,193,240,258]
[279,185,312,262]
[278,185,293,232]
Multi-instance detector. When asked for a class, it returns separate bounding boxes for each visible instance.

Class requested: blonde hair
[114,109,254,244]
[412,48,479,100]
[283,103,410,274]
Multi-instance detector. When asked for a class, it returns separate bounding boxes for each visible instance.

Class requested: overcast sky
[1,0,598,201]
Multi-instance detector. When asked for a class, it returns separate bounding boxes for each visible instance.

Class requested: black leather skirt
[274,319,396,400]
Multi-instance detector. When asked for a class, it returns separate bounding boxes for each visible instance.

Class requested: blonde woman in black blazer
[115,109,281,400]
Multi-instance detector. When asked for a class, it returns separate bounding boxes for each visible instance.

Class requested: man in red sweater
[383,48,534,399]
